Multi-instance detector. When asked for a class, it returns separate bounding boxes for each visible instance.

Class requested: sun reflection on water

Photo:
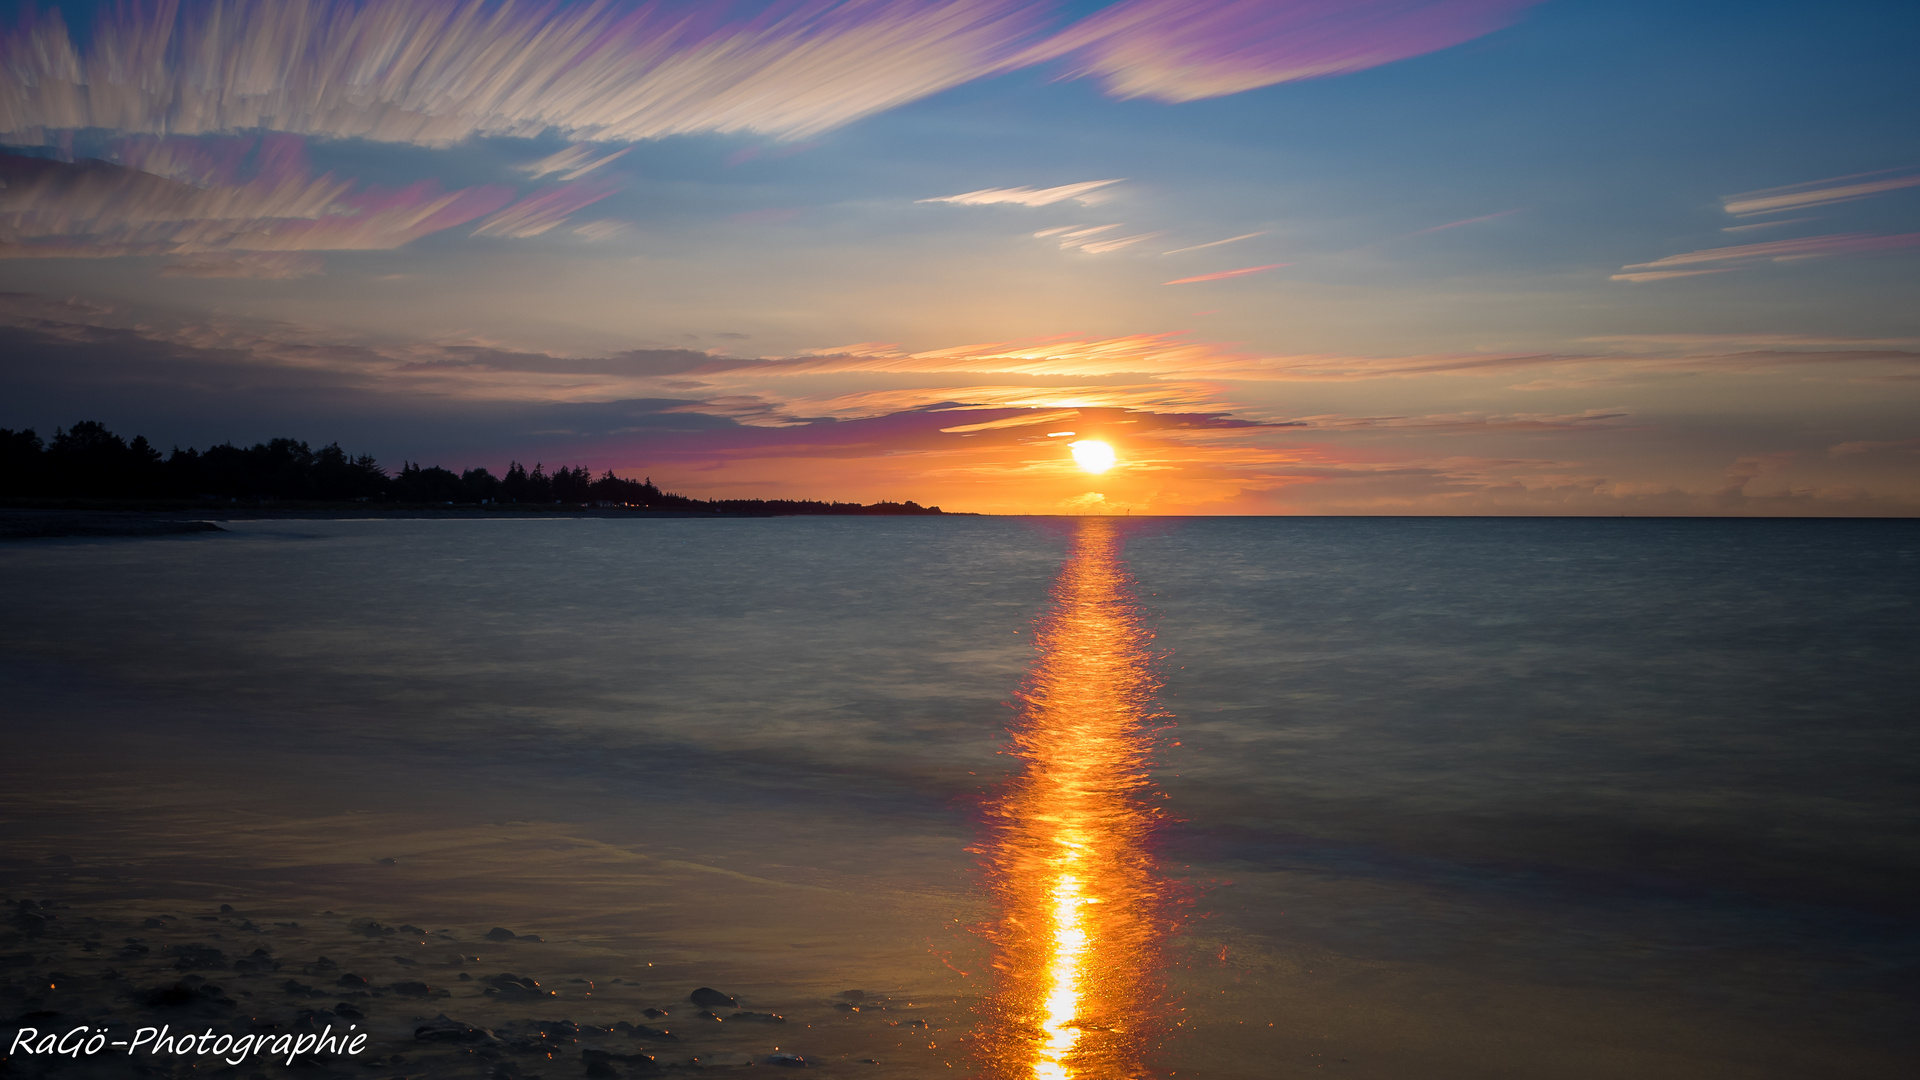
[975,518,1174,1080]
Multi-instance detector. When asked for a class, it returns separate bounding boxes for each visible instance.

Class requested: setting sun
[1070,440,1117,474]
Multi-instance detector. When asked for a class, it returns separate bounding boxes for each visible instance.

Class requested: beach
[3,516,1916,1078]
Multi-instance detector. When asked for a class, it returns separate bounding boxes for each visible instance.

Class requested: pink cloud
[1164,263,1288,284]
[1022,0,1540,103]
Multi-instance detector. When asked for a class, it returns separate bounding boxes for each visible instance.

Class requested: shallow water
[1,516,1915,1078]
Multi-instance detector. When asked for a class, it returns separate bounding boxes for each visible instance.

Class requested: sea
[1,516,1915,1079]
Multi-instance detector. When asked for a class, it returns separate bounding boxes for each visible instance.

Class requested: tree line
[0,421,945,514]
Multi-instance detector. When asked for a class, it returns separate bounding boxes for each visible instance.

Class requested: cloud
[1582,333,1920,349]
[1076,231,1165,253]
[0,142,513,258]
[1164,263,1288,284]
[1402,208,1521,238]
[158,252,324,279]
[919,179,1124,207]
[1615,231,1920,279]
[1609,269,1736,283]
[1162,231,1267,255]
[1721,217,1816,234]
[518,145,634,181]
[571,219,631,242]
[0,0,1546,168]
[1722,171,1920,217]
[0,0,1051,147]
[471,182,618,239]
[1018,0,1540,103]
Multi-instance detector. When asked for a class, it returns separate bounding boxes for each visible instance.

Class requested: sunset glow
[0,0,1913,516]
[1069,440,1117,475]
[978,518,1172,1079]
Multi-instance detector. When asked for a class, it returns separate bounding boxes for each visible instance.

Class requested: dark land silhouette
[0,421,950,515]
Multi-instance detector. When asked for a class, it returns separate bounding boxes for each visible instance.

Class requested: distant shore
[0,502,979,539]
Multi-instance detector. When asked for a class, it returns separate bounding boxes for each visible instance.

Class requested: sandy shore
[0,510,225,541]
[2,891,927,1078]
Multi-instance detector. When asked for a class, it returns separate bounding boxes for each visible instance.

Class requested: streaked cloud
[1722,217,1816,234]
[1075,231,1165,254]
[0,145,514,258]
[1609,269,1735,284]
[471,182,618,239]
[0,0,1050,147]
[1018,0,1540,103]
[919,179,1124,207]
[1162,231,1266,255]
[1722,171,1920,216]
[519,145,634,181]
[1165,263,1288,284]
[570,219,632,242]
[1614,231,1920,279]
[1583,333,1920,349]
[1402,208,1521,237]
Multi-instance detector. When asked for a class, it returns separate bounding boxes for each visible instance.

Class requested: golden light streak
[974,518,1174,1080]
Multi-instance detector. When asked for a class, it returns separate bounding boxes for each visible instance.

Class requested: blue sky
[2,0,1916,512]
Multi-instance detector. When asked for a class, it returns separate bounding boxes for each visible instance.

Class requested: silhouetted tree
[0,428,46,496]
[502,461,530,502]
[0,419,945,513]
[461,467,502,503]
[393,462,463,502]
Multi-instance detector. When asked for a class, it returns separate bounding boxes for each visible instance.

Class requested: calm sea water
[2,516,1915,1077]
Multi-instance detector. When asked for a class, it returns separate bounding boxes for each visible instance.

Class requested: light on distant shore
[1069,440,1116,474]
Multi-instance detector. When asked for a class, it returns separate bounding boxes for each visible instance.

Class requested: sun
[1069,439,1117,474]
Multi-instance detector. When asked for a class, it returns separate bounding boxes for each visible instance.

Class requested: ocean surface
[1,516,1915,1079]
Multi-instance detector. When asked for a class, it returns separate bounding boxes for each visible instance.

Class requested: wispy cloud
[920,179,1124,207]
[1164,263,1288,284]
[1076,232,1165,254]
[0,144,513,258]
[1614,231,1920,280]
[1018,0,1540,102]
[0,0,1050,146]
[0,1,1534,152]
[1403,208,1521,237]
[1608,269,1735,283]
[1163,231,1267,255]
[158,252,324,279]
[1722,171,1920,216]
[1722,217,1815,234]
[1583,333,1920,349]
[518,145,634,181]
[471,182,618,239]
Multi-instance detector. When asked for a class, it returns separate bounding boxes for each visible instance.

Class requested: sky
[1,0,1916,515]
